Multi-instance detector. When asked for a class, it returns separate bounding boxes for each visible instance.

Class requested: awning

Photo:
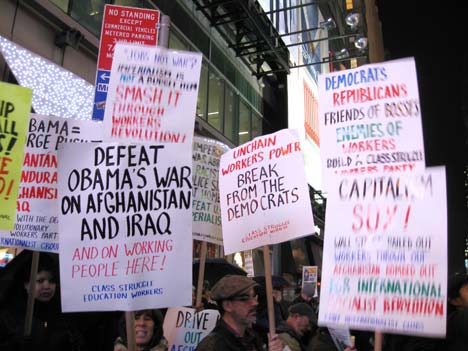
[193,0,290,78]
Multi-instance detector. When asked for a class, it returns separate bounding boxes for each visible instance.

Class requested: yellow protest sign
[0,82,32,230]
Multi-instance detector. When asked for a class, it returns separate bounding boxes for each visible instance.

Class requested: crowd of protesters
[1,250,468,351]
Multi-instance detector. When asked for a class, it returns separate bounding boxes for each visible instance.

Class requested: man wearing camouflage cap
[195,275,284,351]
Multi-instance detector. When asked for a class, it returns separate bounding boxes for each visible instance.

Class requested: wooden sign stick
[24,251,40,336]
[262,245,276,337]
[196,240,208,308]
[125,311,136,351]
[375,330,383,351]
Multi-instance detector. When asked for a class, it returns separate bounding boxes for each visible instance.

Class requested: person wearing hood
[114,309,168,351]
[0,251,84,351]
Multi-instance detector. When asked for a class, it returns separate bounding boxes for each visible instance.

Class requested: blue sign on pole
[92,69,111,121]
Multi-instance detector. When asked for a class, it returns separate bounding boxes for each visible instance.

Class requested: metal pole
[159,15,171,48]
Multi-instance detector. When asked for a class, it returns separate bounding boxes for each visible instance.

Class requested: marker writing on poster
[61,144,191,241]
[0,100,18,202]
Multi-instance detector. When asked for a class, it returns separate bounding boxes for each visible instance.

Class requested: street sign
[92,4,160,120]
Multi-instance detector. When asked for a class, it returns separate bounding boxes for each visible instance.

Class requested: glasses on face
[230,294,258,302]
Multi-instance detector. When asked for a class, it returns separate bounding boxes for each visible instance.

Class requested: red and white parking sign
[98,5,160,70]
[93,5,160,120]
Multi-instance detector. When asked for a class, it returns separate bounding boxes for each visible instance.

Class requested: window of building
[251,111,262,139]
[207,69,224,132]
[69,0,106,36]
[238,100,251,144]
[169,31,190,51]
[49,0,69,12]
[224,85,237,143]
[197,63,208,120]
[113,0,146,6]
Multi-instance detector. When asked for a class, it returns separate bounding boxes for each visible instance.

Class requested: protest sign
[302,266,318,297]
[192,136,230,245]
[318,167,447,337]
[319,58,425,189]
[0,82,32,230]
[219,129,314,255]
[328,327,353,351]
[58,142,192,311]
[92,4,160,121]
[103,43,202,145]
[0,114,102,252]
[163,307,219,351]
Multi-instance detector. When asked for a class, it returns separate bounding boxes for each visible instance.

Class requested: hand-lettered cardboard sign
[0,114,102,252]
[318,58,425,189]
[318,167,447,337]
[219,129,314,254]
[58,142,192,312]
[163,307,220,350]
[103,43,202,145]
[192,136,230,245]
[0,82,32,230]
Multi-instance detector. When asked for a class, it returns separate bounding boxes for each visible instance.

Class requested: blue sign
[92,69,111,121]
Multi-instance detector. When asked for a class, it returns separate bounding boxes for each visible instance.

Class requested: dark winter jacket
[276,321,307,351]
[195,319,264,351]
[383,334,438,351]
[444,306,468,351]
[0,292,83,351]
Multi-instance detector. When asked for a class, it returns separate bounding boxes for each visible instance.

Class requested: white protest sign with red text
[58,142,192,312]
[163,307,219,350]
[192,137,230,245]
[319,58,425,190]
[103,43,202,145]
[93,5,160,120]
[318,167,447,337]
[0,114,102,252]
[219,129,314,254]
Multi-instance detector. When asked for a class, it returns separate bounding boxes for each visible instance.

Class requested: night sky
[376,0,467,272]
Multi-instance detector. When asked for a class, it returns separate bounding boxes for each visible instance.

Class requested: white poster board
[319,58,425,189]
[219,129,314,255]
[163,307,219,350]
[192,137,230,245]
[318,167,447,337]
[58,142,192,311]
[0,114,102,252]
[328,327,353,351]
[103,43,202,145]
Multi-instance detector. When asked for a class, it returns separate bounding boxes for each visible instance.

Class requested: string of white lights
[0,35,94,120]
